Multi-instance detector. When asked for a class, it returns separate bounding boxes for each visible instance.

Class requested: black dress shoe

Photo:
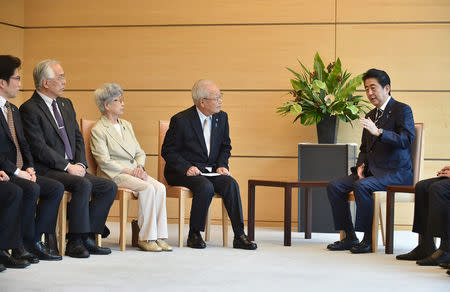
[0,250,30,269]
[447,269,450,276]
[83,237,111,255]
[327,238,359,251]
[396,245,435,261]
[65,239,90,258]
[30,241,62,261]
[0,264,5,272]
[439,262,450,269]
[416,249,450,266]
[44,233,60,257]
[350,240,372,254]
[187,232,206,249]
[233,234,257,250]
[12,247,39,264]
[102,226,110,239]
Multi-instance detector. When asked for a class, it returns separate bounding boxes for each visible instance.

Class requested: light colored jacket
[90,115,146,180]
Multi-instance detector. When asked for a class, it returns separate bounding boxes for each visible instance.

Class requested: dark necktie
[51,100,73,160]
[5,102,23,169]
[375,109,383,124]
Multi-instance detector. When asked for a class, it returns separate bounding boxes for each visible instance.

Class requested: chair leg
[119,192,128,251]
[372,193,380,253]
[379,203,386,246]
[205,205,212,242]
[57,193,68,256]
[221,200,228,247]
[178,195,185,248]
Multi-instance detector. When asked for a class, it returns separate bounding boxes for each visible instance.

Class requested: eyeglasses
[52,74,66,82]
[10,76,21,81]
[112,96,125,103]
[203,92,223,102]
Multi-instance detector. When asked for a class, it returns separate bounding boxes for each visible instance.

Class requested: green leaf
[336,73,363,100]
[312,80,327,93]
[326,58,342,93]
[313,52,325,81]
[290,103,302,114]
[290,79,301,92]
[286,67,303,81]
[348,105,359,114]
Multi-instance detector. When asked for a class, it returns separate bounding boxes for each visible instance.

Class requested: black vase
[316,114,338,144]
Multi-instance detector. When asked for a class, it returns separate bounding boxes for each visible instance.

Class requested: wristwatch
[378,128,384,136]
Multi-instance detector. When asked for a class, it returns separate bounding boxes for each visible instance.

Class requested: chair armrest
[386,185,415,193]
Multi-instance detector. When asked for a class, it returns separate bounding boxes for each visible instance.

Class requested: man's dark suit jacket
[19,91,87,174]
[0,102,34,175]
[356,97,415,185]
[162,105,231,180]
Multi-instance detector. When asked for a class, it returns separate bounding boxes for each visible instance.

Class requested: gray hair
[191,79,214,105]
[94,83,123,114]
[33,59,59,89]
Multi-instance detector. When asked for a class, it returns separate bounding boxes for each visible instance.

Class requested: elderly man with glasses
[162,79,256,250]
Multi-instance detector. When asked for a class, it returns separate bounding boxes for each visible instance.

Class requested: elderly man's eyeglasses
[10,76,21,81]
[203,92,223,102]
[52,74,66,82]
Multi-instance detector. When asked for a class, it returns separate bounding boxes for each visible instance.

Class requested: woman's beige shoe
[138,240,162,252]
[156,239,173,251]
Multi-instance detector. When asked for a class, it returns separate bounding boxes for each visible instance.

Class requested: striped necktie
[5,102,23,169]
[203,117,211,156]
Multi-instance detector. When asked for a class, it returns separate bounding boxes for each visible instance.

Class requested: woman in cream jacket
[90,83,171,252]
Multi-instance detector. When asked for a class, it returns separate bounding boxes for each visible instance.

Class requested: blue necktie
[51,100,73,160]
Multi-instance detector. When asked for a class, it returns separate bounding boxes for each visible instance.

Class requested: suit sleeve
[20,102,69,171]
[379,105,415,149]
[90,124,124,179]
[0,156,18,176]
[161,115,192,175]
[356,113,370,168]
[13,106,34,170]
[216,112,231,170]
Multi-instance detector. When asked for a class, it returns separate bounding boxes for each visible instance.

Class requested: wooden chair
[80,119,136,251]
[158,120,229,247]
[341,123,424,253]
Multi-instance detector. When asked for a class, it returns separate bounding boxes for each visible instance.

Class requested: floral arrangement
[277,53,369,126]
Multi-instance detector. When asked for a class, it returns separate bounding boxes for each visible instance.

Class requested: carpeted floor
[0,223,448,291]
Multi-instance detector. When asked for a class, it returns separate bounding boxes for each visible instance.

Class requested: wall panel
[336,24,450,91]
[0,24,24,59]
[25,0,334,27]
[22,26,334,91]
[0,0,24,26]
[338,0,450,22]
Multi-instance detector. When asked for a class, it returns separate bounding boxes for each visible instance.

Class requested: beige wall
[1,0,449,227]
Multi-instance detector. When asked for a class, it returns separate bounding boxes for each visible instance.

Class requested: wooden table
[385,185,415,254]
[247,179,329,246]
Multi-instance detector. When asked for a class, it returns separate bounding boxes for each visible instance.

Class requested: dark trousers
[43,170,117,234]
[0,182,23,250]
[166,174,245,236]
[327,174,387,233]
[413,177,450,238]
[10,175,64,243]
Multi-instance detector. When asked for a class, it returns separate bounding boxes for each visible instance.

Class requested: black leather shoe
[327,238,359,251]
[439,262,450,269]
[396,245,434,261]
[233,234,257,250]
[44,233,60,257]
[83,237,111,255]
[30,241,62,261]
[187,232,206,249]
[102,226,110,239]
[12,247,39,264]
[416,249,450,266]
[350,240,372,254]
[0,250,30,269]
[65,239,90,258]
[447,269,450,276]
[0,264,5,272]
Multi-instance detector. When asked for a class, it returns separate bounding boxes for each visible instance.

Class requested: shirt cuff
[14,168,20,176]
[64,163,70,171]
[76,163,87,169]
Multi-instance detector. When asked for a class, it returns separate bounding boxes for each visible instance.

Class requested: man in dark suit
[162,79,256,250]
[397,166,450,267]
[20,59,117,258]
[0,170,30,270]
[327,68,415,253]
[0,55,64,263]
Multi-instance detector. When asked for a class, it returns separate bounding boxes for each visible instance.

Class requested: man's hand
[357,163,365,180]
[17,170,33,181]
[360,117,380,136]
[186,166,201,176]
[216,167,231,176]
[67,164,86,177]
[0,171,9,181]
[26,168,36,182]
[437,166,450,178]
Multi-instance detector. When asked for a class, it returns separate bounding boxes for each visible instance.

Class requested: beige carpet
[0,223,448,291]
